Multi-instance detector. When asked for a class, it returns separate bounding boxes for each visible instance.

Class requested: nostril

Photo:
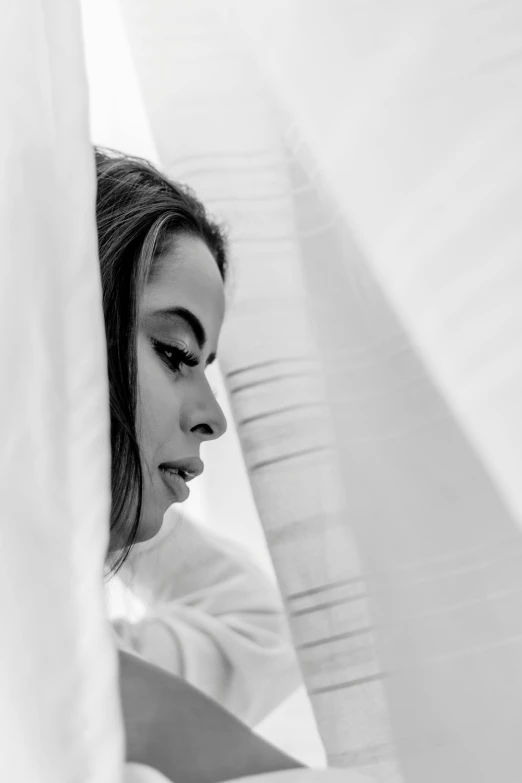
[191,422,214,437]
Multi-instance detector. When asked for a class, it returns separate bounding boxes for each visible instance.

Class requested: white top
[125,763,173,783]
[124,766,370,783]
[108,509,301,726]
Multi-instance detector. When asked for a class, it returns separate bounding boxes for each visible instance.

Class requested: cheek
[136,341,182,459]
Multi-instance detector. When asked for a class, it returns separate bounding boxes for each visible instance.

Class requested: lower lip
[159,468,190,502]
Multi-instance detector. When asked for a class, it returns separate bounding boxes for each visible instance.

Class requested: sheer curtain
[118,2,522,782]
[0,1,124,781]
[3,1,522,781]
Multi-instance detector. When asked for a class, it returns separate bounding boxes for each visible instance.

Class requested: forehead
[140,234,225,338]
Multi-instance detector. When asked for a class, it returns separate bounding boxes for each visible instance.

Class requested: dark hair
[95,147,227,576]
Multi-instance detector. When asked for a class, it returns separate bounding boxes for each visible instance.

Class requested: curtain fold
[0,2,124,781]
[119,1,522,781]
[220,0,522,536]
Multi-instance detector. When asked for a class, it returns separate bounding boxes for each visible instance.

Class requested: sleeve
[125,764,172,783]
[109,508,301,726]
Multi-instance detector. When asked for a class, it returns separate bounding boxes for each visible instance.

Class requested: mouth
[158,456,204,503]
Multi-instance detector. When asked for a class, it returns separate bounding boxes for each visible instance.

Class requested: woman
[95,148,302,779]
[96,146,228,565]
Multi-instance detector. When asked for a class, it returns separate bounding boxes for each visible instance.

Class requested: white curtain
[118,2,522,781]
[0,1,125,782]
[3,1,522,781]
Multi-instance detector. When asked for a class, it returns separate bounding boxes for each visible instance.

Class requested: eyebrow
[154,306,216,365]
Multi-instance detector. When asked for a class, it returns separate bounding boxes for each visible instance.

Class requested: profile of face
[135,233,227,541]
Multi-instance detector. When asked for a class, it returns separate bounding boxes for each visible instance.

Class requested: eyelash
[151,338,199,375]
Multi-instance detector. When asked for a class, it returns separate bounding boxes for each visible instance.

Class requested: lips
[159,467,190,501]
[158,456,204,503]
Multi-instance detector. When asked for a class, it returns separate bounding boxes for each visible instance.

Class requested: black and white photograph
[1,2,522,782]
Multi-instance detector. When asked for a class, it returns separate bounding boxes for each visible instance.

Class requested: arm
[111,509,301,725]
[120,649,304,783]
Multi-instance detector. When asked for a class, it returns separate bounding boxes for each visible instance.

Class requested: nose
[184,374,227,442]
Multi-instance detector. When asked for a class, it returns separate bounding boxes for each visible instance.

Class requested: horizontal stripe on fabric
[291,592,367,618]
[238,402,327,427]
[288,576,366,601]
[311,672,385,696]
[230,371,317,395]
[296,626,373,650]
[250,445,332,472]
[225,356,313,379]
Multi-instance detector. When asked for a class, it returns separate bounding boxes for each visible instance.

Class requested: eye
[151,338,199,375]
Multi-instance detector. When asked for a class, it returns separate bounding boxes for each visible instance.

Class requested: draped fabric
[3,1,522,781]
[1,3,178,781]
[119,2,522,782]
[0,2,126,781]
[125,764,173,783]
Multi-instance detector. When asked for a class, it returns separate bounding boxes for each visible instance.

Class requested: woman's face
[135,233,227,541]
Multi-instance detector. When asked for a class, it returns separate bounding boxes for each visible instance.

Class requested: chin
[135,505,165,543]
